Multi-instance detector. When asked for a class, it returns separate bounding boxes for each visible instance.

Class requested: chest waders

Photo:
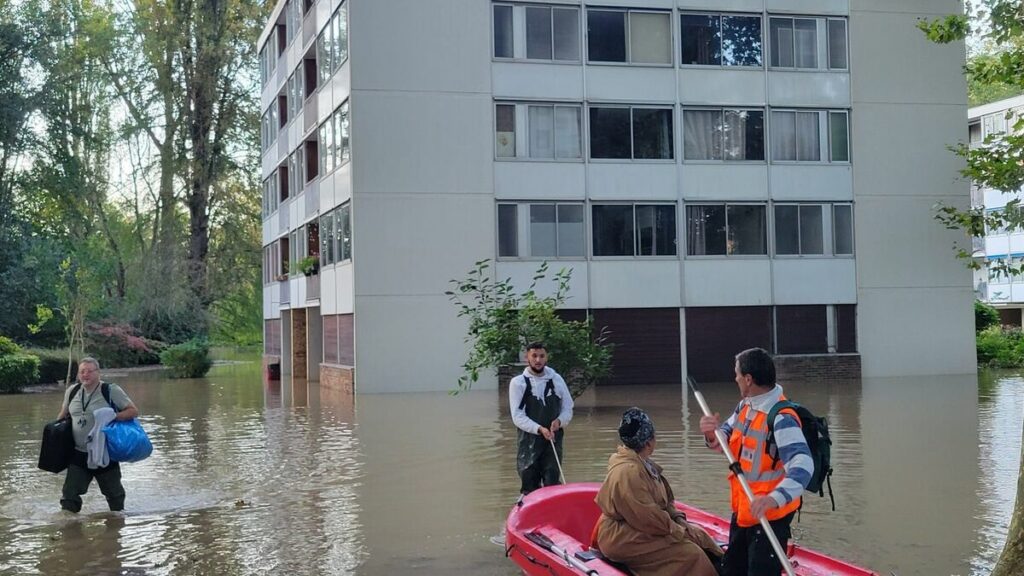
[516,376,564,494]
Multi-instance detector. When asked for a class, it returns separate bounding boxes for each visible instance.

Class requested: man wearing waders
[508,341,574,495]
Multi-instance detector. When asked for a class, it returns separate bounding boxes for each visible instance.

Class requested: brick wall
[321,364,354,395]
[774,354,861,381]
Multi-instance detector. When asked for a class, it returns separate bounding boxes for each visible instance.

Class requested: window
[593,204,676,256]
[332,3,348,72]
[686,204,767,256]
[771,110,849,163]
[590,106,673,160]
[338,101,351,165]
[497,203,584,258]
[319,118,334,176]
[683,108,764,161]
[769,16,848,70]
[680,13,762,66]
[303,57,317,99]
[969,122,982,143]
[588,9,671,65]
[492,4,580,62]
[774,204,824,255]
[319,102,350,175]
[304,139,318,183]
[494,102,582,160]
[336,203,352,261]
[320,212,335,266]
[833,204,854,255]
[317,24,332,85]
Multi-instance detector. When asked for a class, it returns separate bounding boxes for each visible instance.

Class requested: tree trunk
[992,422,1024,576]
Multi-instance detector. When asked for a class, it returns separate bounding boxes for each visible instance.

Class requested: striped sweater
[719,384,814,507]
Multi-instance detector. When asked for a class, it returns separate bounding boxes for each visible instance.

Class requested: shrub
[160,339,213,379]
[977,325,1024,367]
[85,322,164,368]
[0,354,40,393]
[23,348,80,384]
[975,300,1000,332]
[0,336,20,356]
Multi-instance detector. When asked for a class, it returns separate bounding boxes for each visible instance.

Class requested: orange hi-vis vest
[728,395,802,527]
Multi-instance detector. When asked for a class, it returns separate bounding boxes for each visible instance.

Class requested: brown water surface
[0,359,1018,576]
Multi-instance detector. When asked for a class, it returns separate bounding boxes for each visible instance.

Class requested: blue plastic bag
[103,419,153,463]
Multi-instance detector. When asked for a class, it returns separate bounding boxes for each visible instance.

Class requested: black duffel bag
[38,416,74,473]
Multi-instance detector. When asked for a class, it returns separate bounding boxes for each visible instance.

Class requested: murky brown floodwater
[0,357,1019,576]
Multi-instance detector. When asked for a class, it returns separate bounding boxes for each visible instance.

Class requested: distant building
[258,0,976,392]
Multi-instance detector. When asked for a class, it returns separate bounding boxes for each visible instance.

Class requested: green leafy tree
[447,260,613,398]
[976,299,1001,331]
[920,4,1024,574]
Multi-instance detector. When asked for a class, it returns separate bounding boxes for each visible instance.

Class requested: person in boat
[56,357,139,513]
[699,348,813,576]
[594,407,724,576]
[508,341,574,495]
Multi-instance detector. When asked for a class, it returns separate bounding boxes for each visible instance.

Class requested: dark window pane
[589,107,631,159]
[769,18,793,68]
[680,14,720,65]
[587,10,626,62]
[593,205,634,256]
[632,108,673,160]
[553,8,580,61]
[830,112,849,162]
[776,305,827,354]
[828,19,847,69]
[800,205,824,254]
[686,205,726,255]
[722,15,762,66]
[727,204,766,255]
[774,205,799,255]
[833,204,854,255]
[526,6,552,60]
[496,104,516,158]
[494,5,513,58]
[836,304,857,352]
[498,204,517,257]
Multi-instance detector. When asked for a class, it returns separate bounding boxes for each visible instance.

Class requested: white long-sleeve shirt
[508,366,573,435]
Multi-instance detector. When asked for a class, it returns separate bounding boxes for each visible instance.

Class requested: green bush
[0,354,40,393]
[977,325,1024,367]
[23,348,80,384]
[975,300,1000,332]
[0,336,20,356]
[160,339,213,379]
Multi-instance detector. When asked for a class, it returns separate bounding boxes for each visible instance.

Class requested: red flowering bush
[84,322,166,367]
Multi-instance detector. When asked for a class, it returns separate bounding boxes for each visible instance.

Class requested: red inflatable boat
[505,483,878,576]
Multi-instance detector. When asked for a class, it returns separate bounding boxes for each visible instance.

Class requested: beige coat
[594,446,723,576]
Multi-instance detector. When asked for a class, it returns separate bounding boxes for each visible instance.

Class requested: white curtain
[684,110,722,160]
[794,18,817,68]
[771,111,796,161]
[529,106,555,159]
[629,12,671,64]
[796,111,820,161]
[554,107,581,158]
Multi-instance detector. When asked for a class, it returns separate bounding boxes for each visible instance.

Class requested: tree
[919,3,1024,574]
[447,260,613,398]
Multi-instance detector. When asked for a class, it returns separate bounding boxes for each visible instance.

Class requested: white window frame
[588,105,676,162]
[684,202,769,258]
[681,107,766,163]
[591,202,678,259]
[768,15,848,72]
[678,12,764,68]
[492,3,582,63]
[770,109,851,164]
[493,101,584,161]
[586,8,674,67]
[496,202,586,260]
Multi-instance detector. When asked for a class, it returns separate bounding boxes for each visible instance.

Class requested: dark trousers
[519,451,561,495]
[60,450,125,513]
[720,512,794,576]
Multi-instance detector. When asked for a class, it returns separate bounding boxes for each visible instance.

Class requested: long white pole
[689,379,797,576]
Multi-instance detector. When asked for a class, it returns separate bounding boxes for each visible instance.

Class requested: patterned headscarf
[618,407,655,451]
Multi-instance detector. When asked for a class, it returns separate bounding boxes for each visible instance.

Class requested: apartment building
[969,94,1024,325]
[259,0,975,392]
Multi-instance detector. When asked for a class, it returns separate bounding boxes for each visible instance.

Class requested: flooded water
[0,357,1020,576]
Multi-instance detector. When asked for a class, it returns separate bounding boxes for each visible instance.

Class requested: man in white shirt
[508,342,574,495]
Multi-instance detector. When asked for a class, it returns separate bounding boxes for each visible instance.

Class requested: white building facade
[969,95,1024,325]
[259,0,976,393]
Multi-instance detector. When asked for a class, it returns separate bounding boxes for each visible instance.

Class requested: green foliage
[976,325,1024,367]
[22,347,80,384]
[211,281,263,346]
[0,336,20,355]
[160,338,213,379]
[447,260,613,397]
[976,300,1001,331]
[0,353,40,393]
[290,256,318,276]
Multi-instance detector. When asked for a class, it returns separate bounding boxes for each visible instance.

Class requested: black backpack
[765,400,835,511]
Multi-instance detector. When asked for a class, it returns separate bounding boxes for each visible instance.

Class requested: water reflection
[0,361,1019,576]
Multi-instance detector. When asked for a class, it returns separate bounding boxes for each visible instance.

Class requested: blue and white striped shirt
[719,384,814,506]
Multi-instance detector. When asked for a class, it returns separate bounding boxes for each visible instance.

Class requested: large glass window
[494,5,513,58]
[683,108,764,161]
[827,18,847,69]
[593,204,676,256]
[493,4,579,61]
[687,204,766,256]
[590,106,673,160]
[772,110,849,163]
[774,204,824,255]
[588,9,671,64]
[496,203,584,258]
[833,204,854,255]
[680,13,761,66]
[495,102,582,160]
[770,16,848,70]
